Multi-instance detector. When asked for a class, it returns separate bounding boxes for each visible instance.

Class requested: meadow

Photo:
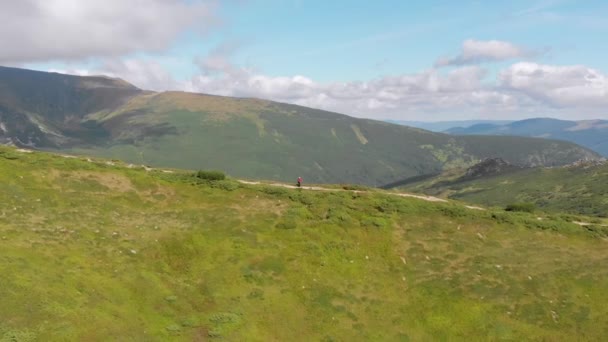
[0,146,607,341]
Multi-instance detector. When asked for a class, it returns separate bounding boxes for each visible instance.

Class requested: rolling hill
[446,118,608,157]
[0,66,601,185]
[395,158,608,217]
[1,145,607,340]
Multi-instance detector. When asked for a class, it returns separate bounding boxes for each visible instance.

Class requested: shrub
[491,212,517,225]
[165,324,181,333]
[340,184,371,191]
[0,150,20,160]
[326,207,353,224]
[247,288,265,300]
[360,216,388,228]
[209,312,240,324]
[276,221,297,230]
[259,185,289,196]
[195,170,226,181]
[505,202,536,213]
[289,192,316,206]
[209,180,240,191]
[584,225,608,237]
[438,205,472,218]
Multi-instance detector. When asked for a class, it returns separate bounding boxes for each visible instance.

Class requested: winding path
[237,180,449,203]
[16,148,608,225]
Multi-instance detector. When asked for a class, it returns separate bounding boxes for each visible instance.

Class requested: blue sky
[218,0,607,80]
[2,0,607,120]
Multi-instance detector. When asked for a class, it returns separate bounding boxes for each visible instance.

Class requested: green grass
[401,162,608,217]
[1,146,607,340]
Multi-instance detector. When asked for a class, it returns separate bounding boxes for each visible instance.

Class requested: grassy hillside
[0,65,141,147]
[1,146,608,340]
[446,118,608,157]
[0,66,601,186]
[71,92,599,186]
[399,161,608,217]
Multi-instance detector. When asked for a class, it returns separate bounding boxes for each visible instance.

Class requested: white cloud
[184,61,511,118]
[500,62,608,107]
[183,59,607,120]
[44,43,608,121]
[0,0,217,64]
[48,58,181,91]
[436,39,531,67]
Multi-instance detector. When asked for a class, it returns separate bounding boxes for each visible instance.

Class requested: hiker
[297,176,303,187]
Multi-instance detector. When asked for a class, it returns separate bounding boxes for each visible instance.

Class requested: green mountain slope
[446,118,608,157]
[0,66,601,185]
[0,65,142,146]
[1,146,607,340]
[398,159,608,217]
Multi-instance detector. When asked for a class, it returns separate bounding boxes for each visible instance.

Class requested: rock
[551,310,559,322]
[564,159,607,169]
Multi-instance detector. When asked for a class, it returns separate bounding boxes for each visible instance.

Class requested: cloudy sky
[2,0,607,121]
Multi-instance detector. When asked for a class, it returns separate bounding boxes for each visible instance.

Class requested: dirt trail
[573,221,608,227]
[16,149,453,206]
[15,149,608,227]
[465,205,486,211]
[238,180,331,191]
[237,180,448,203]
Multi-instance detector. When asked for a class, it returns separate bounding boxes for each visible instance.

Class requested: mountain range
[0,66,601,185]
[445,118,608,157]
[387,120,513,132]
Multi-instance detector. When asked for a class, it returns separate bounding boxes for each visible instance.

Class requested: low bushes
[195,170,226,181]
[505,202,536,213]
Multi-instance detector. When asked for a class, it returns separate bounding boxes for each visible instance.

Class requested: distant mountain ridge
[387,119,513,132]
[0,66,601,185]
[446,118,608,156]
